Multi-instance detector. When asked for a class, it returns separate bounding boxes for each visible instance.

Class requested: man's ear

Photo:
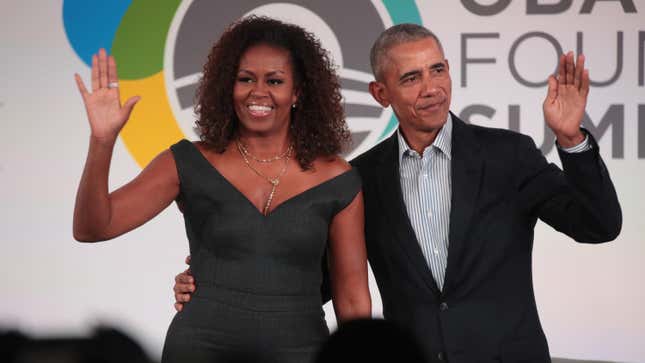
[369,81,390,108]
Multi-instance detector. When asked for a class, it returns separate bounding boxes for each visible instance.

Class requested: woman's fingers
[91,54,99,92]
[98,48,108,89]
[84,49,123,98]
[108,55,119,89]
[121,96,141,121]
[90,49,114,91]
[83,50,128,109]
[74,73,89,99]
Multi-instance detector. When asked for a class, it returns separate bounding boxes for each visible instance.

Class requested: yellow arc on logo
[119,72,185,168]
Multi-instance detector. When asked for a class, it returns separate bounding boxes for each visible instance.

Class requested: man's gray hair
[369,23,444,81]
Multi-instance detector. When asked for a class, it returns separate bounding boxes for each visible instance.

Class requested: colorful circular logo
[63,0,422,167]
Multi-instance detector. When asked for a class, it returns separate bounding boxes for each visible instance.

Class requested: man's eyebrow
[430,62,445,70]
[399,69,422,81]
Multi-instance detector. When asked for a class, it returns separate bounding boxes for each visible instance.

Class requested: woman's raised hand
[74,48,140,143]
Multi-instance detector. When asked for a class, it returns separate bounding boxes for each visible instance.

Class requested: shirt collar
[397,113,453,165]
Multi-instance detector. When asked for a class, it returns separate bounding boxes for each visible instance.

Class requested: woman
[73,16,371,363]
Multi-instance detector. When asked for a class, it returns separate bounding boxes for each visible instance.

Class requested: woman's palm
[75,49,139,141]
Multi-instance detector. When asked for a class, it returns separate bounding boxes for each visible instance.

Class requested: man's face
[370,37,452,138]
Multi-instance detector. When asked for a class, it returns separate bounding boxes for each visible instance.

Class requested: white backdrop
[1,1,644,362]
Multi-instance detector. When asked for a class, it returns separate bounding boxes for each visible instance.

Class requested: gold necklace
[238,141,293,163]
[236,140,292,215]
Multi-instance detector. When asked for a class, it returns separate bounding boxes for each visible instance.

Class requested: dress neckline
[185,141,355,217]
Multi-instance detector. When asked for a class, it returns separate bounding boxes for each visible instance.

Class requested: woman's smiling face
[233,43,298,136]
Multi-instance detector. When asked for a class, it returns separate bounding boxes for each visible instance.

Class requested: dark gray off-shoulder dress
[161,140,361,363]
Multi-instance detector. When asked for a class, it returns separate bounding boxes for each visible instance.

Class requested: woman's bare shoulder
[311,155,352,180]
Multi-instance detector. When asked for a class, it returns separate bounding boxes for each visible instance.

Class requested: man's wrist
[557,130,591,153]
[555,131,585,149]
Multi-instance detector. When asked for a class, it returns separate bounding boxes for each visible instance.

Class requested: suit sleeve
[515,131,622,243]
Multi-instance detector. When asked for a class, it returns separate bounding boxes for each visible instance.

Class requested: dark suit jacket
[348,114,621,363]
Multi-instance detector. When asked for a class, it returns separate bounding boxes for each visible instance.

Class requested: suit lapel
[443,116,484,295]
[374,133,441,295]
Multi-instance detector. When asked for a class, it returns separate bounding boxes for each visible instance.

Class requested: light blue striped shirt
[397,115,590,291]
[398,115,453,291]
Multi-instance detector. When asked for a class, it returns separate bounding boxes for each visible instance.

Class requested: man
[173,24,621,362]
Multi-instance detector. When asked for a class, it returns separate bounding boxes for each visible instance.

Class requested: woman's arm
[73,147,179,242]
[73,49,179,242]
[328,190,371,323]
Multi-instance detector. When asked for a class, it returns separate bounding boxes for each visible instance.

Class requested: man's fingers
[183,269,194,282]
[174,281,195,293]
[175,293,191,303]
[174,271,195,286]
[581,69,590,98]
[574,54,585,90]
[173,282,192,293]
[557,53,566,84]
[565,51,574,85]
[545,75,558,104]
[174,303,184,312]
[175,272,193,284]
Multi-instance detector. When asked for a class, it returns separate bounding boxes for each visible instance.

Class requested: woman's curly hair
[195,16,350,170]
